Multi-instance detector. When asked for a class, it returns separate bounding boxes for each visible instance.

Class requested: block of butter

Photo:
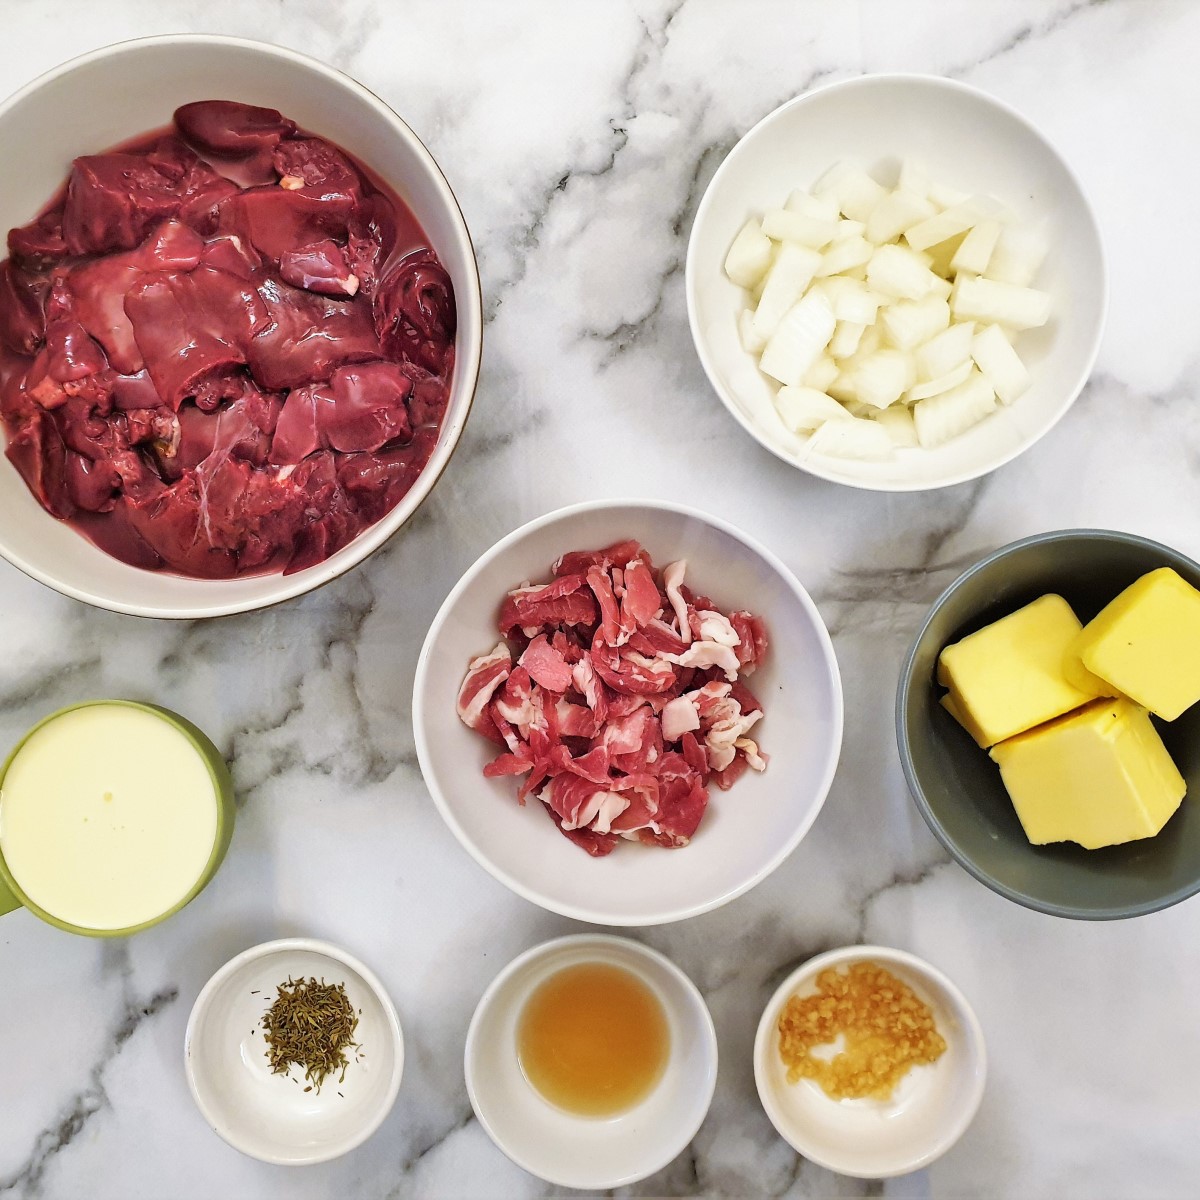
[1072,567,1200,721]
[937,594,1104,748]
[989,697,1186,849]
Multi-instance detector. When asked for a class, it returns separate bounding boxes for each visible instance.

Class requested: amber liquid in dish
[516,961,670,1117]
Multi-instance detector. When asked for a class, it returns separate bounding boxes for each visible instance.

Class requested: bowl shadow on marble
[897,529,1200,920]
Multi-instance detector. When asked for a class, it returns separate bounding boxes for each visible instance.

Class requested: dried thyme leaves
[260,976,359,1092]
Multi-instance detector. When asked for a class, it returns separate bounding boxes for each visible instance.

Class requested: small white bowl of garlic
[686,74,1107,492]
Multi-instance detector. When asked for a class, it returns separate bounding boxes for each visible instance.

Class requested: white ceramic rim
[463,932,719,1189]
[684,71,1110,493]
[183,936,405,1165]
[0,33,484,618]
[752,943,987,1178]
[412,497,845,925]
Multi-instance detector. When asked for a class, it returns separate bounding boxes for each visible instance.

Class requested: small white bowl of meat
[413,500,843,926]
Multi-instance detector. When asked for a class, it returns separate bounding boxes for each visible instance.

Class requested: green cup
[0,700,235,937]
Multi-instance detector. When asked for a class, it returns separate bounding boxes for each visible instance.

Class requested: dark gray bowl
[897,529,1200,920]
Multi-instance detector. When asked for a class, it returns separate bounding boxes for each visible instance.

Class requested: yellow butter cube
[937,594,1104,748]
[1073,567,1200,721]
[989,698,1185,849]
[1061,648,1119,699]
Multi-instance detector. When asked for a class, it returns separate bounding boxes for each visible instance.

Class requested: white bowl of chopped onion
[686,74,1107,491]
[412,499,843,926]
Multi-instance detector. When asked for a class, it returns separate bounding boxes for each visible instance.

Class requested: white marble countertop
[1,1,1198,1197]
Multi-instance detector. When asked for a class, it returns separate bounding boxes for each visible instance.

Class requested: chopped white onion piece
[738,308,766,354]
[775,386,854,432]
[853,349,914,410]
[913,370,997,447]
[951,219,1001,276]
[971,323,1031,404]
[823,166,889,222]
[831,218,866,242]
[759,291,836,386]
[865,189,937,245]
[898,159,930,199]
[905,359,973,402]
[874,403,919,448]
[916,321,975,380]
[816,236,874,278]
[724,219,773,288]
[867,244,942,300]
[880,296,951,351]
[903,195,1004,251]
[951,275,1050,330]
[816,277,887,324]
[985,225,1048,286]
[829,320,867,359]
[927,179,971,210]
[752,242,822,339]
[804,353,841,392]
[809,416,894,460]
[784,189,839,221]
[761,208,839,248]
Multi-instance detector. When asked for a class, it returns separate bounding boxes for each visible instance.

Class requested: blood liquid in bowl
[0,100,456,579]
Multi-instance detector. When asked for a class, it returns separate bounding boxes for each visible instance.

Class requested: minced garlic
[777,961,946,1100]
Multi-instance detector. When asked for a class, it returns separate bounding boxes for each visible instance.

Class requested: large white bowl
[184,937,404,1165]
[464,934,717,1190]
[754,945,986,1178]
[686,73,1107,491]
[413,499,843,926]
[0,35,482,617]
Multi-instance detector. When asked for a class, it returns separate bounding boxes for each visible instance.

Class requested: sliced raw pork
[456,540,769,856]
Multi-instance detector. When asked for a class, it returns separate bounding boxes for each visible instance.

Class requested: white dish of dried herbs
[184,938,404,1165]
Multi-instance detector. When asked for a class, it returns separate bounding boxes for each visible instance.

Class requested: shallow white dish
[465,934,717,1190]
[754,944,986,1178]
[185,937,404,1165]
[686,73,1107,491]
[0,34,482,617]
[413,498,843,926]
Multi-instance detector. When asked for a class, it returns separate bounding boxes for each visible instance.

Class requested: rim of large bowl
[685,71,1109,493]
[896,527,1200,920]
[0,33,483,619]
[413,497,845,926]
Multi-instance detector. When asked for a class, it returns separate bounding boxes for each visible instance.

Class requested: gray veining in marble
[2,2,1199,1197]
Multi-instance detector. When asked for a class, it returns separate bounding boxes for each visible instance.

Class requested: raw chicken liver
[0,101,456,578]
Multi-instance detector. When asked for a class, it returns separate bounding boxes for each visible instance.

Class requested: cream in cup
[0,701,234,935]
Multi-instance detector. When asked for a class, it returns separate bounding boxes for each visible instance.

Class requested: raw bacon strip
[663,639,741,682]
[619,559,663,631]
[543,802,619,857]
[498,574,596,636]
[456,540,769,855]
[639,774,708,848]
[553,539,644,578]
[661,694,700,742]
[662,560,692,644]
[456,644,511,744]
[586,565,621,645]
[519,634,574,693]
[730,610,769,673]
